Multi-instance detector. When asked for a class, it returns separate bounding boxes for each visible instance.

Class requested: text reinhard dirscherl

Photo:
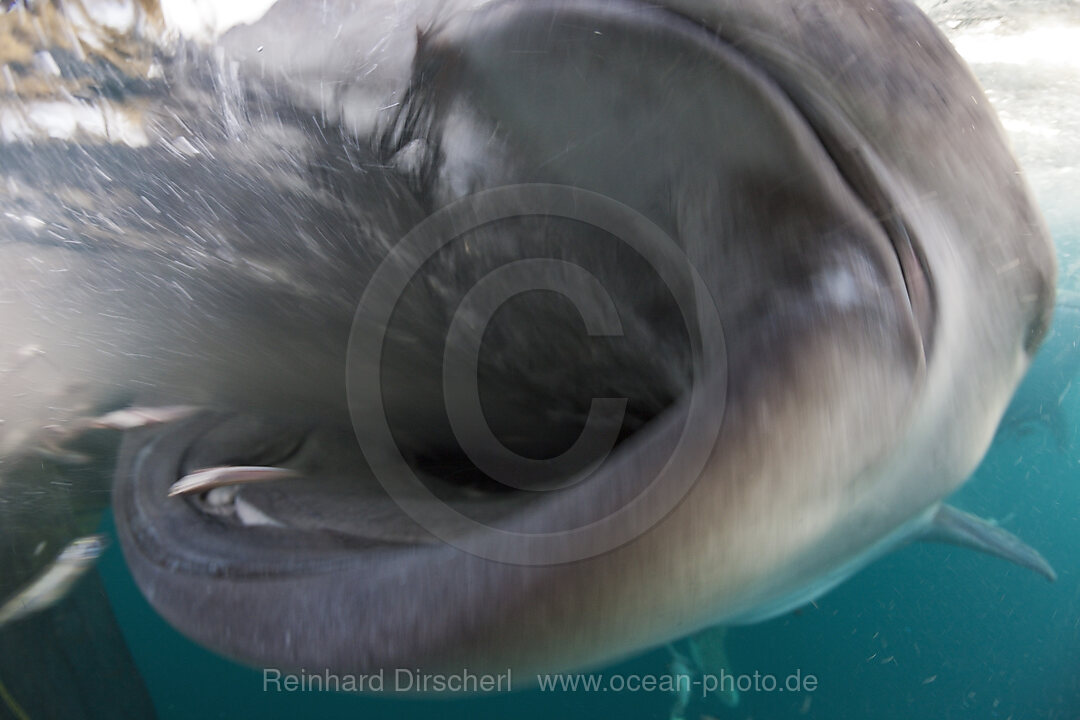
[262,667,819,696]
[263,668,512,693]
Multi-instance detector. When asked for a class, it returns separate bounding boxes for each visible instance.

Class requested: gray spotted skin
[2,0,1055,680]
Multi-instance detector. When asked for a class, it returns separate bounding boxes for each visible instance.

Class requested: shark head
[0,0,1056,679]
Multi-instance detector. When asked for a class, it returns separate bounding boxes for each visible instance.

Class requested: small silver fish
[0,534,108,627]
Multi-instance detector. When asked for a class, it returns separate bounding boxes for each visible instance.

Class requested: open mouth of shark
[1,0,1057,683]
[113,2,941,564]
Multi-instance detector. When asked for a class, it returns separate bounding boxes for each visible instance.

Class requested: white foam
[0,100,149,146]
[159,0,278,41]
[951,24,1080,68]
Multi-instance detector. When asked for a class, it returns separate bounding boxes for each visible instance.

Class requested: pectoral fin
[922,504,1057,582]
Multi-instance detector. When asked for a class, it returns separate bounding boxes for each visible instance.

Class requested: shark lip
[114,413,369,579]
[795,114,937,361]
[115,410,566,577]
[708,25,938,362]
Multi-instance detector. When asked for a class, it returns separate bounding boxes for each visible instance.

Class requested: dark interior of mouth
[374,214,695,495]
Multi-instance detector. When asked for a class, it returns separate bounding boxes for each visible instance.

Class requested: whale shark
[0,0,1058,682]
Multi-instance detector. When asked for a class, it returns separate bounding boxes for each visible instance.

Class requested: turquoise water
[75,278,1074,718]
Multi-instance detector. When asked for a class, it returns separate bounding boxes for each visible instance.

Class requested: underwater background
[0,1,1077,718]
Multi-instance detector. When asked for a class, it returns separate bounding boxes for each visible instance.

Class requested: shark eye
[1023,273,1054,356]
[1025,311,1051,356]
